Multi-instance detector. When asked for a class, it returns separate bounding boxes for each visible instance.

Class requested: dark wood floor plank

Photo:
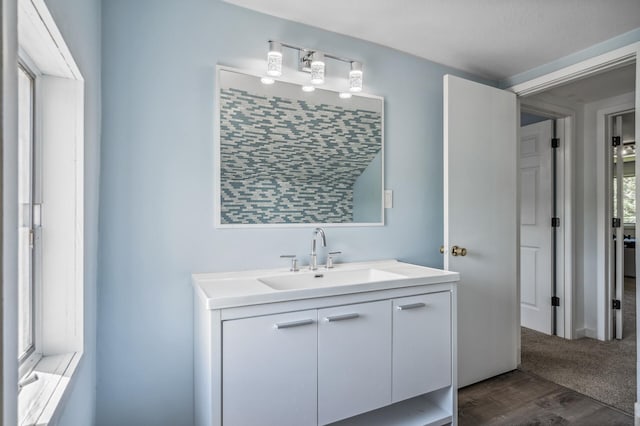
[458,370,633,426]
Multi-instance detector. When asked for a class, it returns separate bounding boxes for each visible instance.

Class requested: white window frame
[17,0,85,424]
[17,56,42,380]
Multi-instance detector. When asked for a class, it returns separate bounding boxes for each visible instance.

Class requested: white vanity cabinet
[222,310,318,426]
[318,300,392,424]
[193,260,459,426]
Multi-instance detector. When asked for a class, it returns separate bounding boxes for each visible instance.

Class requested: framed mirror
[214,66,384,227]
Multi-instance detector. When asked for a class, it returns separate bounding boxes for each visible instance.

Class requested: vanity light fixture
[339,92,352,99]
[266,41,283,77]
[260,76,275,85]
[302,85,316,92]
[264,40,365,93]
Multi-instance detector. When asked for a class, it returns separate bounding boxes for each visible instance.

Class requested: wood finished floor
[458,370,633,425]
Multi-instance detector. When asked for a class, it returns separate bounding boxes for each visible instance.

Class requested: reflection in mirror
[216,67,384,227]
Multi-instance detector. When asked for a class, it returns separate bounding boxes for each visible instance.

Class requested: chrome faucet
[310,227,327,270]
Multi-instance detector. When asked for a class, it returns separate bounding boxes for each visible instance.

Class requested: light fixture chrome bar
[269,40,360,66]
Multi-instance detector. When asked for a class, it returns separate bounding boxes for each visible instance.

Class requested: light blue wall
[44,0,101,424]
[353,152,382,222]
[501,28,640,88]
[98,0,492,424]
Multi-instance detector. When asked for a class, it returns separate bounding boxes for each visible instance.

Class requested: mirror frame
[214,65,385,228]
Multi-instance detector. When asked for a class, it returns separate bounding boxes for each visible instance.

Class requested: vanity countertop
[193,259,459,310]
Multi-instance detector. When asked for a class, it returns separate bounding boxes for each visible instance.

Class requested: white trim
[3,0,20,423]
[18,0,81,80]
[213,65,385,229]
[575,327,597,339]
[508,42,639,97]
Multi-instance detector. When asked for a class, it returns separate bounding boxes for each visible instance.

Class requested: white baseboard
[635,401,640,425]
[575,328,597,339]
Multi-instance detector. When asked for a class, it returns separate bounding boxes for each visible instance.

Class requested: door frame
[519,100,573,339]
[507,41,640,418]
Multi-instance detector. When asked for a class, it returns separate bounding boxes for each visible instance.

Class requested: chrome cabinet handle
[324,313,360,322]
[274,319,314,329]
[396,302,426,310]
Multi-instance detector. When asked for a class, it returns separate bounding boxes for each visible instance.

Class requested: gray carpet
[520,278,636,414]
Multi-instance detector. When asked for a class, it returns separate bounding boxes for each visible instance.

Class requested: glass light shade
[260,76,275,85]
[310,52,325,85]
[302,85,315,92]
[339,92,352,99]
[267,41,283,77]
[267,51,282,77]
[349,69,363,92]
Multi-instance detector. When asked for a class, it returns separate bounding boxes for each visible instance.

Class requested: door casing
[506,41,640,417]
[508,42,640,342]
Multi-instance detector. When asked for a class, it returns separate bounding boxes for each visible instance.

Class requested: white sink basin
[258,268,407,291]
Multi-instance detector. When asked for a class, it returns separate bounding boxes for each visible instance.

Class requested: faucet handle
[280,255,299,272]
[325,251,342,269]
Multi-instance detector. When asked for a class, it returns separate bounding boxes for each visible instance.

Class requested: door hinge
[551,296,560,307]
[551,138,560,148]
[551,217,560,227]
[612,218,621,228]
[612,136,621,147]
[612,299,621,310]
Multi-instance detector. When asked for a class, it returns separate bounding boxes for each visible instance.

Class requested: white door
[520,120,554,334]
[612,114,624,339]
[222,310,318,426]
[317,300,391,425]
[392,292,451,403]
[444,74,518,388]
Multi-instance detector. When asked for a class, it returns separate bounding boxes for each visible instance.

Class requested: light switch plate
[384,190,393,208]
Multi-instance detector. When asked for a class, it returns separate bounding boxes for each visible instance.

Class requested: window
[623,176,636,224]
[16,0,85,422]
[613,174,636,224]
[17,63,37,363]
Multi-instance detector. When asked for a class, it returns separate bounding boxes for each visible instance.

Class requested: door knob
[451,245,467,256]
[439,246,445,254]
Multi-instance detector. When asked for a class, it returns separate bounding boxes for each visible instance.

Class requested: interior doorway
[611,111,636,340]
[517,63,637,414]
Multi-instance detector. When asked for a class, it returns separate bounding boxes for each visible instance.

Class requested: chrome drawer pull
[396,302,427,310]
[324,313,360,322]
[274,319,314,329]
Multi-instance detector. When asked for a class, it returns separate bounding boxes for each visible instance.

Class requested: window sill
[18,352,82,426]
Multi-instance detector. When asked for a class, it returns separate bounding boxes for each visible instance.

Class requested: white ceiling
[224,0,640,81]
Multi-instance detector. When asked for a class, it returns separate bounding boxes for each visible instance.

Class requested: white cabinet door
[222,310,317,426]
[318,300,392,425]
[392,292,451,403]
